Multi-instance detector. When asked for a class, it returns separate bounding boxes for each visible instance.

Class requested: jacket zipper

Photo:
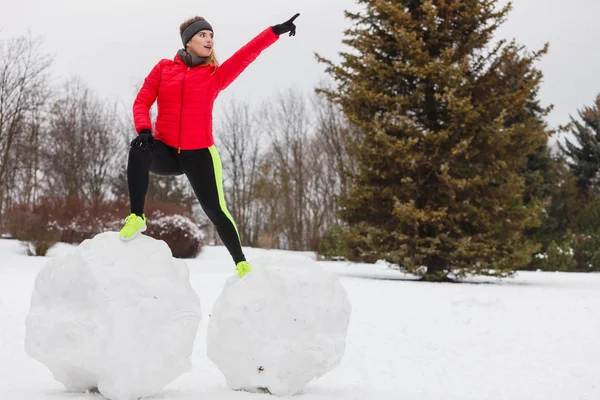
[178,66,190,154]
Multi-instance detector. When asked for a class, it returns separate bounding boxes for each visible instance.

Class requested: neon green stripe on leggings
[208,145,241,240]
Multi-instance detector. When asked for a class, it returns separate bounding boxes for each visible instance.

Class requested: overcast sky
[1,0,599,143]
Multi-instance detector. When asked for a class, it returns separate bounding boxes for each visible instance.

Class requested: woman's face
[187,29,214,57]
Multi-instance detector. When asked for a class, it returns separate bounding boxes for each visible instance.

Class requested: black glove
[130,129,154,151]
[272,13,300,36]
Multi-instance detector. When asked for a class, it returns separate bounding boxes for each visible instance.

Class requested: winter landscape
[2,0,600,399]
[1,236,599,400]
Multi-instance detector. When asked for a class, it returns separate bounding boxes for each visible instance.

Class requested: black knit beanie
[181,19,213,46]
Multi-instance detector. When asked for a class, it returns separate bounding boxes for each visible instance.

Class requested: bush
[530,229,600,272]
[6,197,204,258]
[572,231,600,272]
[572,196,600,234]
[5,200,62,256]
[530,231,576,272]
[146,213,204,258]
[317,224,350,260]
[55,197,129,243]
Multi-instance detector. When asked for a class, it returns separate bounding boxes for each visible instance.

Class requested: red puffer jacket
[133,27,279,151]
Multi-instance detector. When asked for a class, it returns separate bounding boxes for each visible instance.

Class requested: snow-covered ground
[1,237,599,399]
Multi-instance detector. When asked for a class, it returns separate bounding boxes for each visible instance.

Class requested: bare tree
[303,136,335,250]
[42,78,120,206]
[250,88,356,252]
[257,89,312,250]
[106,102,135,200]
[6,97,51,209]
[0,33,53,216]
[301,88,362,252]
[253,154,284,247]
[284,91,355,251]
[214,98,265,246]
[312,87,357,198]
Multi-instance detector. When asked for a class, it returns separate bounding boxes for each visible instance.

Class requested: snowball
[24,232,202,400]
[207,252,351,396]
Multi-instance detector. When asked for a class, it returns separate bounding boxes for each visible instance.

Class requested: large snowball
[207,252,351,396]
[25,232,202,400]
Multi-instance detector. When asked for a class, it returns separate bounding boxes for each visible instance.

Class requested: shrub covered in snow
[25,232,202,400]
[207,252,351,396]
[146,212,204,258]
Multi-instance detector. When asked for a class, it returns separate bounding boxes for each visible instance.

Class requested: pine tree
[521,145,556,206]
[559,95,600,194]
[525,152,579,268]
[521,144,558,247]
[316,0,551,280]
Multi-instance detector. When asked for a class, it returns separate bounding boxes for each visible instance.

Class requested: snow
[207,252,351,395]
[1,237,600,399]
[23,232,202,400]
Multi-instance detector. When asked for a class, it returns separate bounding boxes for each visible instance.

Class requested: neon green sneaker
[236,261,252,278]
[119,213,146,241]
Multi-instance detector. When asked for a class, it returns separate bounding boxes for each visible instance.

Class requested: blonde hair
[179,16,219,67]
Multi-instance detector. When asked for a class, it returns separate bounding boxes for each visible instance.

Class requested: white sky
[1,0,599,142]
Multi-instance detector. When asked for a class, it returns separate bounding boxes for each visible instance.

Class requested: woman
[120,13,300,278]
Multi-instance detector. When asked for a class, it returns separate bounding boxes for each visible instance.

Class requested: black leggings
[127,140,246,264]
